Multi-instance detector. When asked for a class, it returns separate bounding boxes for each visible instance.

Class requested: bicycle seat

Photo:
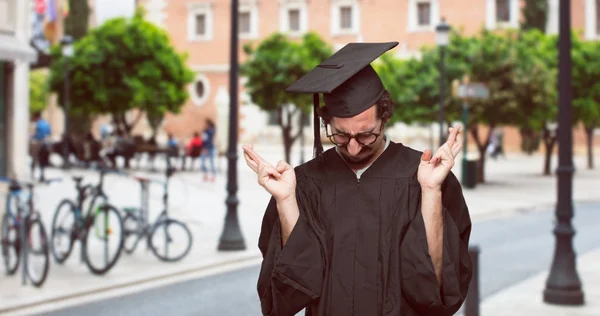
[72,176,84,183]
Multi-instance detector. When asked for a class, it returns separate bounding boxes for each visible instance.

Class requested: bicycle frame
[126,167,175,251]
[4,180,48,285]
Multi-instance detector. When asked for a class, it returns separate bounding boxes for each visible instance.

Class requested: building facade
[0,0,37,178]
[141,0,599,153]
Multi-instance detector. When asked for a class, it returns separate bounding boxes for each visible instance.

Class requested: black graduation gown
[257,142,473,316]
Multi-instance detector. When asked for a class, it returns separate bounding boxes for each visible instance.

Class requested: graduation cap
[286,41,399,157]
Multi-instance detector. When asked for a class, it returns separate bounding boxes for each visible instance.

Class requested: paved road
[39,202,600,316]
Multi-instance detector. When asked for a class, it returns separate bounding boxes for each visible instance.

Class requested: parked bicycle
[50,168,125,275]
[1,177,59,287]
[122,167,193,262]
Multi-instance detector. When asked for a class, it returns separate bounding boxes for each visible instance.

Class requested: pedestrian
[185,131,203,170]
[244,42,473,315]
[30,111,52,181]
[166,133,180,168]
[200,119,216,182]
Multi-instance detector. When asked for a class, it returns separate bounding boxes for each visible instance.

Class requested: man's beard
[339,146,377,166]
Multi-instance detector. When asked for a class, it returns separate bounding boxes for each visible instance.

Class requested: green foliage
[29,70,50,116]
[241,32,331,113]
[572,36,600,130]
[49,8,194,134]
[513,30,558,128]
[521,0,548,31]
[241,32,333,162]
[64,0,90,40]
[465,29,519,127]
[375,31,475,126]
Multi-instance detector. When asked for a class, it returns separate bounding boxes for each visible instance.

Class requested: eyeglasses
[326,122,385,146]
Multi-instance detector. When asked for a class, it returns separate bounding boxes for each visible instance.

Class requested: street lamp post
[60,35,73,169]
[436,18,450,147]
[543,0,585,305]
[218,0,246,251]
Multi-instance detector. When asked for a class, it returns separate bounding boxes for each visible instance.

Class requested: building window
[331,0,360,36]
[417,2,431,26]
[280,1,308,36]
[408,0,439,32]
[288,9,300,32]
[486,0,517,29]
[496,0,510,23]
[239,1,259,39]
[190,74,211,107]
[239,12,250,34]
[339,6,353,30]
[195,14,206,36]
[187,3,213,42]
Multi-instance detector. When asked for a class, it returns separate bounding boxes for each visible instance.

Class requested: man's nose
[347,138,362,155]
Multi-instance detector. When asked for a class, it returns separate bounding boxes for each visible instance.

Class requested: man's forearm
[421,188,444,284]
[276,196,300,246]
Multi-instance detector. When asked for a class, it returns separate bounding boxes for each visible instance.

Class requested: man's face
[329,105,386,166]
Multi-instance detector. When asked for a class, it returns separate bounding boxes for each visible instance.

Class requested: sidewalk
[482,247,600,315]
[0,143,598,313]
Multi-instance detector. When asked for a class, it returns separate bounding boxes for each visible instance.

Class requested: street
[38,202,600,316]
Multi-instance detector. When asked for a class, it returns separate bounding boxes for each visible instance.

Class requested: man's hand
[243,144,296,202]
[418,126,463,191]
[243,144,299,246]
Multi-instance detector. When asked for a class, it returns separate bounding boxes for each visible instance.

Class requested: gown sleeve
[256,170,326,316]
[400,171,473,316]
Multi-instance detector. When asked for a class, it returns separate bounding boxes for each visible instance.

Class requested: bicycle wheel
[122,212,142,254]
[50,199,77,264]
[82,204,124,275]
[25,217,50,287]
[149,219,192,262]
[1,213,19,275]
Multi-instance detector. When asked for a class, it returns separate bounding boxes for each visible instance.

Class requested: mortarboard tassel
[313,93,323,157]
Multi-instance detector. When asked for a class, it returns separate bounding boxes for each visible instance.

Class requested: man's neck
[337,135,390,173]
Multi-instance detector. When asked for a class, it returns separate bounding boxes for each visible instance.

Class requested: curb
[0,252,262,314]
[470,199,600,222]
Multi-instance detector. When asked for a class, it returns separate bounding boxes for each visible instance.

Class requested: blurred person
[244,42,472,315]
[166,133,180,168]
[30,111,52,181]
[185,132,203,169]
[102,130,119,168]
[200,119,216,182]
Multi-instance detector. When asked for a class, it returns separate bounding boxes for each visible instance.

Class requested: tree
[49,8,194,136]
[459,29,519,183]
[64,0,90,41]
[521,0,548,31]
[29,69,50,116]
[241,32,332,163]
[513,29,558,175]
[378,29,517,183]
[572,37,600,169]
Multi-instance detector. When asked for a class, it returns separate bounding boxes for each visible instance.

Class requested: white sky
[94,0,136,25]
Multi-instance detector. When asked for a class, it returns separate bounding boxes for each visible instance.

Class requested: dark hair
[206,119,215,129]
[322,89,395,125]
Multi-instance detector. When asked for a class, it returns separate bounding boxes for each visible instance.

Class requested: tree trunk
[586,126,594,169]
[299,112,306,164]
[542,126,557,175]
[469,124,495,184]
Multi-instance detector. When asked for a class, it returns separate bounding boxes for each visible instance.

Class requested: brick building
[130,1,600,154]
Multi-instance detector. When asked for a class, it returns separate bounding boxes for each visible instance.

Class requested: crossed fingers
[429,126,463,165]
[242,145,282,182]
